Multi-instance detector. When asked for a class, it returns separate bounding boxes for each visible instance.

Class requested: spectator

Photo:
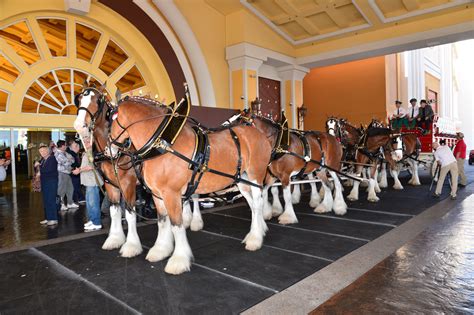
[49,141,57,153]
[36,143,59,226]
[55,140,78,210]
[390,100,407,129]
[407,98,419,129]
[73,153,103,231]
[0,158,11,182]
[416,99,434,133]
[453,132,467,188]
[68,140,85,204]
[433,140,458,200]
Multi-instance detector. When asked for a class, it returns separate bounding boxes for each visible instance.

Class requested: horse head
[73,81,110,134]
[325,116,339,137]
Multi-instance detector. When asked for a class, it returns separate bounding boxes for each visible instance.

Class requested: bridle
[75,87,110,132]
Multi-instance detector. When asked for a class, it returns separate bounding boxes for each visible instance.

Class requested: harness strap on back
[228,128,242,182]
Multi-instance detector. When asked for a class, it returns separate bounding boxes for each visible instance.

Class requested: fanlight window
[22,69,102,115]
[0,17,147,116]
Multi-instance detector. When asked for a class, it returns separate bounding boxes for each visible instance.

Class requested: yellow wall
[231,70,243,109]
[284,81,292,127]
[303,56,387,131]
[173,0,229,108]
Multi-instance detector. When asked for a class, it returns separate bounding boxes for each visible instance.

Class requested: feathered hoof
[145,244,173,262]
[393,184,404,190]
[333,202,347,216]
[272,207,283,218]
[368,196,380,202]
[120,242,143,258]
[309,198,320,208]
[102,235,126,250]
[190,218,204,231]
[243,233,263,251]
[346,195,358,202]
[314,204,331,213]
[278,212,298,225]
[164,255,192,275]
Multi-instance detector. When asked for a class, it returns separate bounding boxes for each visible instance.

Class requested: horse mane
[121,96,167,108]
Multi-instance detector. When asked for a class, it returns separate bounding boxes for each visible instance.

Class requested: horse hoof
[243,233,263,251]
[393,185,404,190]
[333,203,347,216]
[309,199,320,208]
[314,205,330,213]
[164,255,192,275]
[120,242,143,258]
[347,195,358,202]
[102,235,126,250]
[368,197,380,202]
[278,213,298,225]
[190,218,204,232]
[146,244,173,262]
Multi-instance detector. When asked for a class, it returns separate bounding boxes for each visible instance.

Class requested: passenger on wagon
[390,100,407,129]
[416,100,434,133]
[453,132,467,188]
[36,143,59,226]
[407,98,419,129]
[433,140,458,200]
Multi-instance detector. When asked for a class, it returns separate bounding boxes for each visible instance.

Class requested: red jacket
[453,139,466,159]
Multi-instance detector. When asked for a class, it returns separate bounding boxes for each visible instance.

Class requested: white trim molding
[147,0,216,107]
[368,0,471,24]
[133,0,200,105]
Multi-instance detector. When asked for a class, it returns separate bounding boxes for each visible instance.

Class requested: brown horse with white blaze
[241,111,347,225]
[379,133,421,189]
[108,97,272,275]
[347,127,404,202]
[73,84,143,258]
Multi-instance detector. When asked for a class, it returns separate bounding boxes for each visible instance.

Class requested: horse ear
[99,81,107,92]
[82,78,89,89]
[115,89,122,104]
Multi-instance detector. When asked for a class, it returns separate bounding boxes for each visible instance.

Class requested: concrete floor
[0,163,472,313]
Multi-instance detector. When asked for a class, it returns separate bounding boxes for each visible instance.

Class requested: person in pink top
[453,132,467,187]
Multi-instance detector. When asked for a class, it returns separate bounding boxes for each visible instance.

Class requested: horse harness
[110,96,262,200]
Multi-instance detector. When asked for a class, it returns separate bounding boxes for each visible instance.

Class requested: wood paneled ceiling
[239,0,471,45]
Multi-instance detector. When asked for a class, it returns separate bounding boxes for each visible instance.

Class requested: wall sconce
[249,74,257,78]
[297,104,307,129]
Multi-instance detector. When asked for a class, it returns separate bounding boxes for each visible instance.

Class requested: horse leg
[291,184,301,204]
[182,200,192,229]
[146,197,174,263]
[408,159,421,186]
[347,166,362,201]
[238,179,266,251]
[360,169,369,187]
[190,194,204,231]
[119,208,143,257]
[367,167,380,202]
[278,183,299,225]
[308,173,321,208]
[164,192,193,275]
[379,162,388,188]
[262,185,272,220]
[102,203,126,250]
[374,168,381,193]
[315,172,333,213]
[390,165,404,190]
[329,171,347,215]
[271,186,283,217]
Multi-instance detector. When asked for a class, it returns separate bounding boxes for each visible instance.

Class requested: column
[10,128,16,188]
[277,66,308,129]
[228,56,263,110]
